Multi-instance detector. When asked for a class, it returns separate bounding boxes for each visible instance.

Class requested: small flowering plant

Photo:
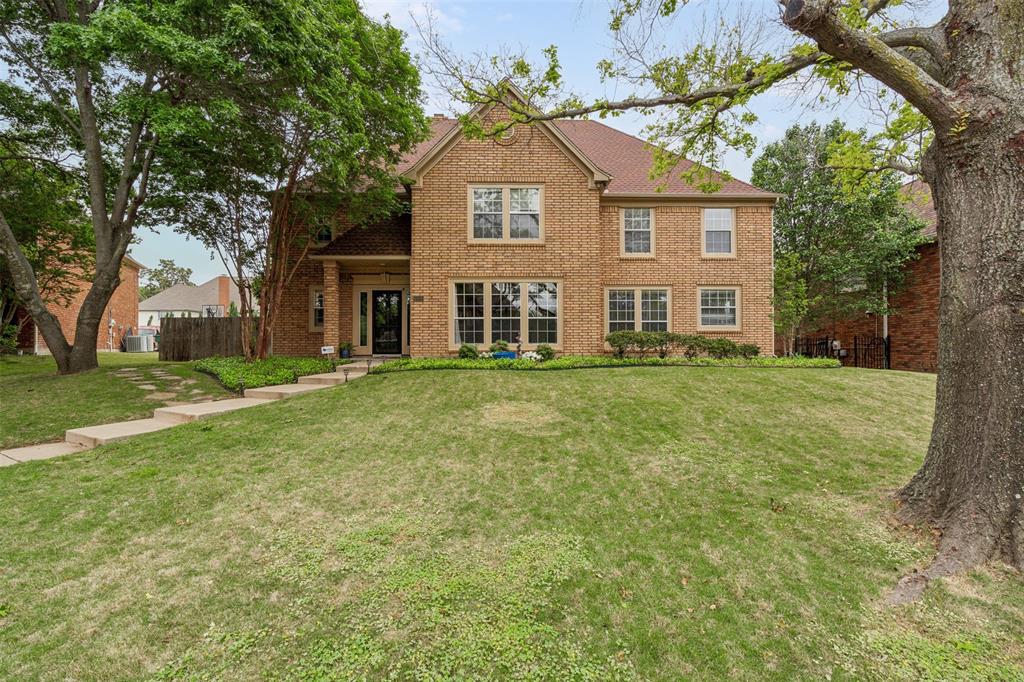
[479,351,493,358]
[520,351,543,362]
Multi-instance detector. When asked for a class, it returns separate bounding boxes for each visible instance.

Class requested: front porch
[316,257,412,357]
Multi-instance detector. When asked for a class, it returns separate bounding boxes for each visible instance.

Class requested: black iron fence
[791,334,891,370]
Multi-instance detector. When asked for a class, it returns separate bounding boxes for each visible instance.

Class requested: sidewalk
[0,360,370,466]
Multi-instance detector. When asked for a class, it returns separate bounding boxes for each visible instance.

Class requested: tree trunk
[892,116,1024,598]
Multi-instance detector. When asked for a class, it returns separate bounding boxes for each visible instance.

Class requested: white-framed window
[471,188,503,239]
[702,208,735,256]
[310,287,325,330]
[621,208,653,256]
[698,287,740,328]
[606,287,671,333]
[454,282,485,344]
[452,280,559,348]
[468,186,544,242]
[509,188,541,239]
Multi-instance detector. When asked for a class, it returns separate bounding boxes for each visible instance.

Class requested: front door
[372,290,402,355]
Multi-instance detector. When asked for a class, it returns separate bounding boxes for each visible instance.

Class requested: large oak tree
[423,0,1023,598]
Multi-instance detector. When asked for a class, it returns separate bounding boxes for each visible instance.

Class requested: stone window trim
[309,285,325,332]
[466,184,545,244]
[449,278,562,351]
[619,207,656,258]
[701,207,737,258]
[604,286,673,335]
[697,286,742,331]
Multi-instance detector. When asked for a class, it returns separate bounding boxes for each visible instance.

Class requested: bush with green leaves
[489,339,510,353]
[0,325,17,355]
[604,331,758,360]
[534,344,556,361]
[371,355,840,374]
[458,343,479,359]
[193,356,343,391]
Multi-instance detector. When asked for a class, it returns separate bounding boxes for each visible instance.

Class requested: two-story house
[272,97,778,358]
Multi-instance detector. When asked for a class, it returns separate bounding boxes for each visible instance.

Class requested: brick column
[323,260,340,352]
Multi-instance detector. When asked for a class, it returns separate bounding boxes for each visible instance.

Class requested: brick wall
[272,107,776,358]
[816,242,939,372]
[599,204,775,352]
[27,260,140,352]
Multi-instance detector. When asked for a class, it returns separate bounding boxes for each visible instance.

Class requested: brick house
[16,256,143,354]
[272,98,778,358]
[813,180,940,372]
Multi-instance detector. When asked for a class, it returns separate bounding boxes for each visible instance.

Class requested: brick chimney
[217,275,230,313]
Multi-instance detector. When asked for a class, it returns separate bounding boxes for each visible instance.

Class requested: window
[607,289,635,332]
[622,208,653,255]
[527,282,558,343]
[699,288,739,328]
[453,280,559,347]
[468,186,543,241]
[703,208,735,256]
[641,290,668,331]
[472,188,503,239]
[606,288,671,333]
[491,282,521,343]
[310,288,325,330]
[359,291,368,346]
[313,224,333,243]
[454,282,485,344]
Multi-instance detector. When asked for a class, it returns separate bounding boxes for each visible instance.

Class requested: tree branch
[780,0,960,133]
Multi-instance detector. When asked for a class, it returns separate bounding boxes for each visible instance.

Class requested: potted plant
[339,342,353,359]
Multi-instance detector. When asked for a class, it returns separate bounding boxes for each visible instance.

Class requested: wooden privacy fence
[158,317,248,361]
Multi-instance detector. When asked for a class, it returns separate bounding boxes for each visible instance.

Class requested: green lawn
[1,367,1021,680]
[0,352,230,449]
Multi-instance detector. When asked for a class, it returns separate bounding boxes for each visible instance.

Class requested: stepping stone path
[0,360,370,466]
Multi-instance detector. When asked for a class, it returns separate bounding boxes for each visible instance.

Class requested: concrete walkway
[0,359,370,466]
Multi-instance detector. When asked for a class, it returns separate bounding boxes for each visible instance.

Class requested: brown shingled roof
[397,116,775,197]
[317,213,411,256]
[900,179,938,239]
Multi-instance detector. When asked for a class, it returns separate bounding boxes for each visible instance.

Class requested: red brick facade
[17,258,141,353]
[271,105,777,358]
[816,241,940,372]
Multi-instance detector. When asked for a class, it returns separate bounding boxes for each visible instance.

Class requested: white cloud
[362,1,463,35]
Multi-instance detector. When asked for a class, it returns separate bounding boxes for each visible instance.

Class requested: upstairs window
[622,208,653,255]
[468,186,544,242]
[702,208,735,256]
[472,188,503,239]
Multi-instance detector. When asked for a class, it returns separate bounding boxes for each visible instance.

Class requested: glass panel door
[372,290,402,354]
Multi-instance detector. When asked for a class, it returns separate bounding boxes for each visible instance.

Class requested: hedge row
[369,355,840,374]
[193,356,345,391]
[605,331,760,359]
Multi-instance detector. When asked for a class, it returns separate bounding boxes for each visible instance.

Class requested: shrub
[458,343,479,359]
[193,355,340,391]
[0,324,17,355]
[705,338,740,359]
[370,355,841,374]
[605,330,632,358]
[737,343,761,359]
[534,344,556,361]
[489,339,510,353]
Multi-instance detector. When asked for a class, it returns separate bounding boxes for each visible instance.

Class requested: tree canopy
[138,259,193,301]
[752,120,925,338]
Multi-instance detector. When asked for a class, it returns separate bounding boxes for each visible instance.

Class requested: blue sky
[132,0,941,280]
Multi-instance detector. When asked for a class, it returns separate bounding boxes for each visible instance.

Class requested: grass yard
[1,367,1022,680]
[0,352,230,449]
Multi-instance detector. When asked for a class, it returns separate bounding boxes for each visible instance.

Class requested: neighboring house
[273,94,778,358]
[15,256,144,354]
[813,180,939,372]
[138,275,241,328]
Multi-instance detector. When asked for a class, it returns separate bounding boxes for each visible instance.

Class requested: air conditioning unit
[125,336,146,353]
